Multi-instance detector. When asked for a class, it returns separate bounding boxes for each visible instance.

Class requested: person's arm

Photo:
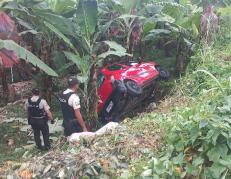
[46,110,53,121]
[74,109,88,132]
[42,99,54,122]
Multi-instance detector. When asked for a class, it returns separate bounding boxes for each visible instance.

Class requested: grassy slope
[130,26,231,178]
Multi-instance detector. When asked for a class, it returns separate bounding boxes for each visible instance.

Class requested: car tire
[125,80,143,96]
[114,80,127,94]
[156,66,170,80]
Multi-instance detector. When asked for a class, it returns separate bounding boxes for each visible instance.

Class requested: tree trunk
[175,38,184,76]
[87,63,98,129]
[1,67,9,103]
[41,37,54,105]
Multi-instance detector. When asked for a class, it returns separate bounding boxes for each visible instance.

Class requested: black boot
[44,145,51,151]
[37,145,45,151]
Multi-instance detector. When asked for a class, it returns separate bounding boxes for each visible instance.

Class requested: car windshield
[107,64,124,71]
[97,72,105,88]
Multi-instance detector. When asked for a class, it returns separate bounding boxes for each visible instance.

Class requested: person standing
[25,88,54,150]
[59,77,88,136]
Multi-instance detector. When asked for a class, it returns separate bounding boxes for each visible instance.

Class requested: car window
[97,73,105,88]
[107,64,124,71]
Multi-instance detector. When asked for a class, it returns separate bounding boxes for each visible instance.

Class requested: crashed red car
[97,61,169,123]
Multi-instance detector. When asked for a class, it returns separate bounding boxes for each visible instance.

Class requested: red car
[97,61,169,123]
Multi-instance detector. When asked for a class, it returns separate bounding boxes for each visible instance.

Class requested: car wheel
[125,80,143,96]
[114,80,127,94]
[156,66,170,80]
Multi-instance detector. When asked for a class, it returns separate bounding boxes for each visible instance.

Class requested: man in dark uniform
[25,88,54,150]
[59,77,88,136]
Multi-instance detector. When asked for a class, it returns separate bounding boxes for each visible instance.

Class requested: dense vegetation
[140,25,231,178]
[1,0,231,178]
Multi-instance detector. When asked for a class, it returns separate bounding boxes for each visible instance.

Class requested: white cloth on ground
[68,122,119,143]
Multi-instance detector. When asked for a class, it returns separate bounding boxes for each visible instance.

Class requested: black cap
[32,88,39,95]
[68,77,80,86]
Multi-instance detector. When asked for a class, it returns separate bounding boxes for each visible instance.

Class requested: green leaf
[0,40,58,77]
[49,0,76,14]
[175,141,184,151]
[181,12,201,29]
[219,155,231,170]
[64,51,90,75]
[44,21,76,51]
[186,164,198,176]
[98,41,131,59]
[207,144,228,162]
[142,22,156,37]
[227,139,231,149]
[190,126,200,144]
[179,0,189,5]
[208,163,226,179]
[120,0,137,13]
[103,41,126,53]
[145,4,163,15]
[217,6,231,16]
[192,157,204,166]
[0,0,13,7]
[192,23,199,38]
[172,152,184,165]
[19,29,39,35]
[194,70,224,92]
[75,0,98,39]
[34,11,78,37]
[118,14,145,21]
[199,119,208,128]
[212,130,220,145]
[143,29,171,41]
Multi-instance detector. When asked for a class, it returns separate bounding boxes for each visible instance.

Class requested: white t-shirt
[25,96,50,112]
[63,89,81,109]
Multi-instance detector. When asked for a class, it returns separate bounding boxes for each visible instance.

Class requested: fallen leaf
[19,169,33,179]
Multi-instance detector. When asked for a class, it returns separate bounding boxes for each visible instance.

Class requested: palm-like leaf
[75,0,98,40]
[0,40,58,77]
[98,41,131,59]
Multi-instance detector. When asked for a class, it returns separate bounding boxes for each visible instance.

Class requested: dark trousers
[31,119,50,148]
[63,119,82,136]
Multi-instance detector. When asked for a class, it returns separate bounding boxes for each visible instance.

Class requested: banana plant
[26,0,130,125]
[141,1,202,75]
[63,0,130,125]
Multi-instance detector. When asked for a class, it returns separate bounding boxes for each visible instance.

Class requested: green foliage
[141,26,231,178]
[0,122,28,163]
[48,0,77,14]
[75,0,98,40]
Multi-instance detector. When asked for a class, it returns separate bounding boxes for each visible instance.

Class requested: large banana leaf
[98,41,131,59]
[34,10,78,37]
[0,0,13,7]
[142,29,171,41]
[0,40,58,77]
[75,0,98,39]
[44,21,76,51]
[120,0,138,13]
[35,10,91,53]
[48,0,77,14]
[64,51,90,75]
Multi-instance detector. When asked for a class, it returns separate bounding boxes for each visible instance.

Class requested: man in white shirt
[25,88,54,150]
[59,77,87,136]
